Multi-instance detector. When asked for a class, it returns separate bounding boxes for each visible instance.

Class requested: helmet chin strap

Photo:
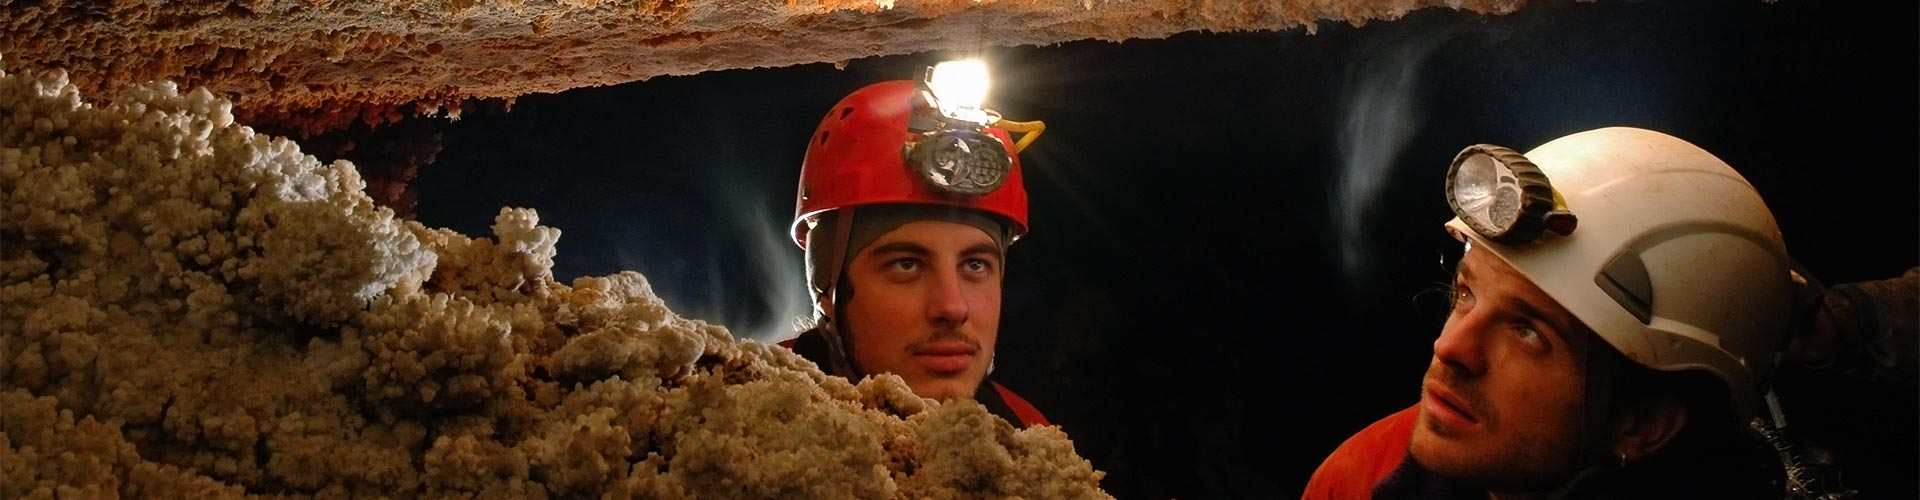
[1752,389,1858,499]
[817,208,862,380]
[817,319,862,380]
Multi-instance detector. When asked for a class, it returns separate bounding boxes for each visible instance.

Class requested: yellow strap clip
[993,118,1047,153]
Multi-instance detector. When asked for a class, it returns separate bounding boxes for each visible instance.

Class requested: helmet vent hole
[818,131,829,146]
[1596,252,1655,324]
[840,107,854,120]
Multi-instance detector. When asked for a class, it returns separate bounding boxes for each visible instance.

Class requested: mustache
[1424,364,1485,413]
[906,328,979,354]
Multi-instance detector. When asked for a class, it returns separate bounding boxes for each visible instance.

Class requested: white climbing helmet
[1442,127,1794,418]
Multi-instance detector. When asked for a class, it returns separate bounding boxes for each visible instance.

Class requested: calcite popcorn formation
[0,60,1108,498]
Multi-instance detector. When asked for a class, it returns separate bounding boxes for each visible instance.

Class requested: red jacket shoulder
[1302,405,1420,500]
[990,381,1051,427]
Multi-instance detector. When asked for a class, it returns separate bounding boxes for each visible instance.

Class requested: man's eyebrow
[961,242,1002,259]
[1498,295,1547,322]
[866,241,930,257]
[1499,294,1573,337]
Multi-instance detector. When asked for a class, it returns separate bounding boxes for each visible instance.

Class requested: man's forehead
[1459,247,1525,285]
[866,220,999,253]
[1459,247,1581,330]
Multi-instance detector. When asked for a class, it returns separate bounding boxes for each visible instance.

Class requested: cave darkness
[389,1,1919,497]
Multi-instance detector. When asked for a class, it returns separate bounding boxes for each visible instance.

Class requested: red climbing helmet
[789,70,1041,249]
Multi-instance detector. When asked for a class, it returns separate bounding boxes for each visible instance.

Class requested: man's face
[841,220,1003,400]
[1409,246,1596,491]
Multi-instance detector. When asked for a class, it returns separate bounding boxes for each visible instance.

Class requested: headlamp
[1444,144,1577,244]
[904,59,1014,196]
[905,128,1011,195]
[926,59,993,125]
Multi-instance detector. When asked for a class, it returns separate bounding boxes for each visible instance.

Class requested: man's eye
[962,258,993,273]
[1452,284,1474,308]
[1514,324,1548,350]
[888,259,921,272]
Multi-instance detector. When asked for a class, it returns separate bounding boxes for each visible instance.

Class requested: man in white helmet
[1305,127,1809,498]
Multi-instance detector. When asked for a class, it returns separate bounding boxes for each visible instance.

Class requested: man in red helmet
[779,62,1051,428]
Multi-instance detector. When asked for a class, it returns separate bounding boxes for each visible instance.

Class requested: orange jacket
[1303,406,1420,499]
[1305,404,1786,499]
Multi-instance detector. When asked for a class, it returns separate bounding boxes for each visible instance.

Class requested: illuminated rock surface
[0,0,1524,134]
[0,61,1108,499]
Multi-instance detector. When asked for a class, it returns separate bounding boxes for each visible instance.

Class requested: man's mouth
[1421,380,1481,430]
[911,340,978,375]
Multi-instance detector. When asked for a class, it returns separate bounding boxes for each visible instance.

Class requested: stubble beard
[1409,368,1586,493]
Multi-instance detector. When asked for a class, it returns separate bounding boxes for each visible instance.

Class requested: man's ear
[1612,392,1689,463]
[815,295,835,320]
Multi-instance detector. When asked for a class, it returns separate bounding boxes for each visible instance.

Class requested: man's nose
[1433,312,1489,375]
[926,267,970,326]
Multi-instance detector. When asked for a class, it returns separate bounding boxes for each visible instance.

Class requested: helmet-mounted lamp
[1445,144,1578,244]
[926,59,993,125]
[904,59,1016,196]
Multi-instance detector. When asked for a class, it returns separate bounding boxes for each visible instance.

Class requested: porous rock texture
[0,59,1109,499]
[2,0,1525,135]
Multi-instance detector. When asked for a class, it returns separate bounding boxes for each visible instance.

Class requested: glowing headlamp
[1444,144,1577,244]
[904,59,1013,196]
[926,59,993,125]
